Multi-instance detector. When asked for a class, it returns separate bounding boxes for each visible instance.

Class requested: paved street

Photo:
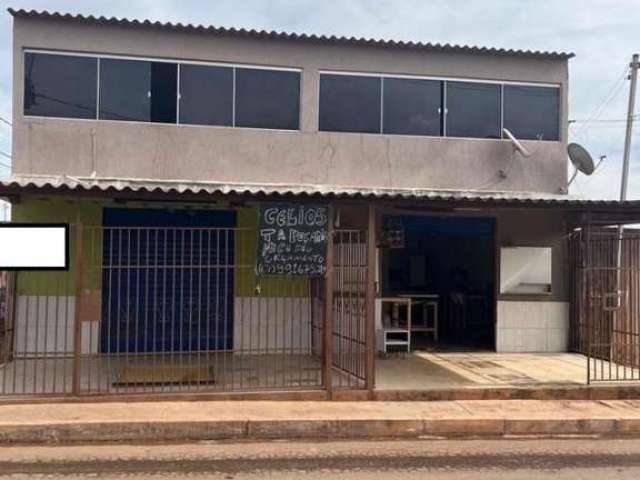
[1,438,640,478]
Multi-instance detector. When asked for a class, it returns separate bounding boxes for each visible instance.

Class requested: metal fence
[569,227,640,383]
[331,229,368,390]
[0,271,13,366]
[1,224,328,397]
[0,246,76,396]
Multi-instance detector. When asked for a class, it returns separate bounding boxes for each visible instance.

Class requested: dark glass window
[504,85,559,141]
[319,74,381,133]
[99,59,177,123]
[99,59,149,122]
[150,63,178,123]
[179,64,233,126]
[446,81,501,138]
[24,53,97,119]
[235,68,300,130]
[383,78,441,136]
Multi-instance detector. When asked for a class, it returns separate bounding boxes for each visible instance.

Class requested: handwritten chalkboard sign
[256,204,328,276]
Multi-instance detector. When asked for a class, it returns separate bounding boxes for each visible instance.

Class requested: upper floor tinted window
[24,53,97,119]
[99,59,177,123]
[319,73,560,142]
[504,85,559,141]
[235,68,300,130]
[383,78,441,136]
[319,74,381,133]
[23,51,299,131]
[445,82,501,139]
[179,64,233,126]
[23,51,561,142]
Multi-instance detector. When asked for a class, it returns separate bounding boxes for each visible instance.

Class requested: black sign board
[256,204,328,276]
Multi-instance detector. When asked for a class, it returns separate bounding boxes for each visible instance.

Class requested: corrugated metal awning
[1,175,639,213]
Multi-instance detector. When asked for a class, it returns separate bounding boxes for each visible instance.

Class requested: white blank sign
[0,225,68,269]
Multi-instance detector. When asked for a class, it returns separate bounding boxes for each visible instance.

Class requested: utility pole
[620,53,639,202]
[615,54,639,312]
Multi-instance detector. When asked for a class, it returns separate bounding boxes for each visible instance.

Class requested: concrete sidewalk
[1,399,640,443]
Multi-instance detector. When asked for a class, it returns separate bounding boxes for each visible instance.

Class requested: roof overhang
[1,175,639,219]
[7,8,575,61]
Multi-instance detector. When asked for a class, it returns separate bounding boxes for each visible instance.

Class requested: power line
[0,116,11,127]
[0,149,12,170]
[574,65,630,138]
[571,124,630,129]
[571,118,635,124]
[571,114,639,122]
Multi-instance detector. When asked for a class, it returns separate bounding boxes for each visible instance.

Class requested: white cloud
[0,0,639,196]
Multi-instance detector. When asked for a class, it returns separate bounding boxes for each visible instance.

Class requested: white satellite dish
[567,142,605,186]
[502,128,531,157]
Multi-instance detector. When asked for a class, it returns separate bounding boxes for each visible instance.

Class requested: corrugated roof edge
[7,8,575,60]
[0,175,637,209]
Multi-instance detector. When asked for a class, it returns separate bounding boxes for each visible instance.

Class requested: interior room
[376,214,496,353]
[373,211,594,392]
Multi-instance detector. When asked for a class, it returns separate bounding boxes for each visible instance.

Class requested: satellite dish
[568,143,595,175]
[502,128,531,157]
[567,143,605,186]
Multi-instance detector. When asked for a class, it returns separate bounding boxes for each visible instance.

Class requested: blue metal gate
[100,208,236,354]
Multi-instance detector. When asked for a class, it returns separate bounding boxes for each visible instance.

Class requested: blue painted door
[100,208,236,354]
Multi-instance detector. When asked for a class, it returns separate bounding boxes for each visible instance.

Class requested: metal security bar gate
[0,223,328,397]
[0,225,79,396]
[331,229,368,390]
[569,227,640,383]
[0,271,14,368]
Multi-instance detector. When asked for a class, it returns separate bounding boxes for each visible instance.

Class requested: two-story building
[1,8,640,400]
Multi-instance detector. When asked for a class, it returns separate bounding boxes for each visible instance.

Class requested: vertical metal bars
[569,227,640,383]
[0,226,77,397]
[331,228,368,390]
[0,211,384,398]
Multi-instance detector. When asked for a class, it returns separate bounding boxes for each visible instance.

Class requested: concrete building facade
[10,10,569,194]
[3,9,639,399]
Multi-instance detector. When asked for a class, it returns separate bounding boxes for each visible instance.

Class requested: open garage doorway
[378,215,496,352]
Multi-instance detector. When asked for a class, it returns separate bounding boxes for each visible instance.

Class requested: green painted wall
[13,195,307,298]
[13,196,103,296]
[235,207,308,297]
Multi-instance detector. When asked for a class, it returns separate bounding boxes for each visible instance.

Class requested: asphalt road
[1,437,640,479]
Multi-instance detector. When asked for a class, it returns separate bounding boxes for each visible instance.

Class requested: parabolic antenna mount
[567,142,604,186]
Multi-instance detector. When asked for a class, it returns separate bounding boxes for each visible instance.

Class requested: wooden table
[398,294,439,341]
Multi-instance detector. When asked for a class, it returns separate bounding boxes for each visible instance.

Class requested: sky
[0,0,639,200]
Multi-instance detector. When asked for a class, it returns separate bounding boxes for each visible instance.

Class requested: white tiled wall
[233,297,313,354]
[496,300,569,352]
[15,295,315,357]
[14,295,99,355]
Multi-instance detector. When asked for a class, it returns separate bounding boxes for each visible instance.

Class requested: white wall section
[233,297,313,354]
[496,300,569,352]
[14,295,98,356]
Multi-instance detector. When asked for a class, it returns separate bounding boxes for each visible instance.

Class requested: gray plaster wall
[496,209,569,302]
[11,16,570,194]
